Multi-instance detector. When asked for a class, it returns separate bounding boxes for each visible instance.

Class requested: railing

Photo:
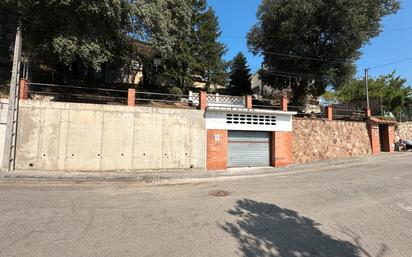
[26,83,197,108]
[206,94,245,107]
[288,105,326,118]
[189,91,246,108]
[28,82,128,105]
[135,91,195,108]
[333,108,367,121]
[253,98,282,110]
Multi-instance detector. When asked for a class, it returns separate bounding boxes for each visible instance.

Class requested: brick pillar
[281,96,288,111]
[206,130,228,171]
[128,88,135,106]
[19,79,28,100]
[326,106,333,121]
[368,124,380,155]
[200,91,207,111]
[271,131,293,167]
[381,125,395,152]
[245,95,253,109]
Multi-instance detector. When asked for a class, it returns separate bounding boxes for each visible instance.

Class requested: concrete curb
[1,152,411,185]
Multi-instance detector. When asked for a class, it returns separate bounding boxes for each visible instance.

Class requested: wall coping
[207,106,297,116]
[293,117,367,124]
[19,100,203,115]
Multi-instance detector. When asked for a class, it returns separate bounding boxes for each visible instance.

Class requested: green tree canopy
[1,0,227,89]
[327,72,412,117]
[228,52,252,96]
[247,0,400,104]
[143,0,227,90]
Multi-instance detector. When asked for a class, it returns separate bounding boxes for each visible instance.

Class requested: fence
[333,108,367,121]
[22,81,369,121]
[252,98,282,110]
[28,82,128,105]
[26,82,200,108]
[189,92,246,108]
[288,105,326,117]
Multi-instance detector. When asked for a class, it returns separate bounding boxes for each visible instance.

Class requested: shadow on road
[221,199,361,257]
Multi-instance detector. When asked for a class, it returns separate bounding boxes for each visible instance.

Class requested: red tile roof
[369,117,397,125]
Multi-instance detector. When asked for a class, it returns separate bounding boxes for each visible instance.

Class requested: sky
[208,0,412,84]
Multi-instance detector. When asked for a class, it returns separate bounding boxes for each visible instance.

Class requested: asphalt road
[0,154,412,257]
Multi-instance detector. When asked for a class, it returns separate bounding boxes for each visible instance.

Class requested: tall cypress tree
[192,2,227,90]
[229,52,252,96]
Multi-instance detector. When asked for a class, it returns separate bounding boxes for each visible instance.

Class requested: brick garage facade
[271,132,293,167]
[206,130,228,170]
[206,129,294,170]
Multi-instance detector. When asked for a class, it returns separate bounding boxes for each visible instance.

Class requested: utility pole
[2,27,22,171]
[364,68,370,114]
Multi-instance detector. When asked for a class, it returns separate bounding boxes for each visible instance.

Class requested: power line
[220,27,412,39]
[229,64,330,81]
[261,51,350,64]
[369,57,412,70]
[232,66,328,80]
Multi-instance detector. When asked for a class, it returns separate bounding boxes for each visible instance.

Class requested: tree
[247,0,400,104]
[0,0,226,90]
[327,72,412,118]
[1,0,192,86]
[0,0,20,84]
[131,0,192,90]
[228,52,252,95]
[135,0,227,91]
[192,2,227,90]
[1,0,133,84]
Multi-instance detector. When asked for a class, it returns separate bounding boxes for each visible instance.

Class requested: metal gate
[228,131,270,167]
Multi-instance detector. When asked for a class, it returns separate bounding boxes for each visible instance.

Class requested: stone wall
[396,122,412,140]
[293,118,372,163]
[15,100,205,172]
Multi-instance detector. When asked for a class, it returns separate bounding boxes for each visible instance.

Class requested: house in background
[251,72,323,114]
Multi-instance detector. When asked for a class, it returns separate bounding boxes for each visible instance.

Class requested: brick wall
[293,118,372,163]
[368,124,380,155]
[271,132,293,167]
[206,130,228,170]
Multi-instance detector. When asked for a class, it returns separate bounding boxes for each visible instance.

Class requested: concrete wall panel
[100,111,134,171]
[36,107,61,170]
[15,106,42,170]
[16,101,206,172]
[132,111,163,170]
[161,115,191,169]
[65,110,103,171]
[190,117,206,169]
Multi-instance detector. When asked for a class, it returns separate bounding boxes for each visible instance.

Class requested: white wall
[205,109,296,132]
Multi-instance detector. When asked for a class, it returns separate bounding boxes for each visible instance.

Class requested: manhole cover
[208,190,230,197]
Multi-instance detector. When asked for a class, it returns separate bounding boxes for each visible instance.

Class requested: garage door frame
[228,131,271,168]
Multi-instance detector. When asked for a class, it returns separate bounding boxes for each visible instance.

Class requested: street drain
[209,190,230,197]
[142,176,166,184]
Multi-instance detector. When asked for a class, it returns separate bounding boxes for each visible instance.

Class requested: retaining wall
[293,118,372,163]
[15,101,205,172]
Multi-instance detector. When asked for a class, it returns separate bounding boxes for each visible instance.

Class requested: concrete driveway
[0,153,411,257]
